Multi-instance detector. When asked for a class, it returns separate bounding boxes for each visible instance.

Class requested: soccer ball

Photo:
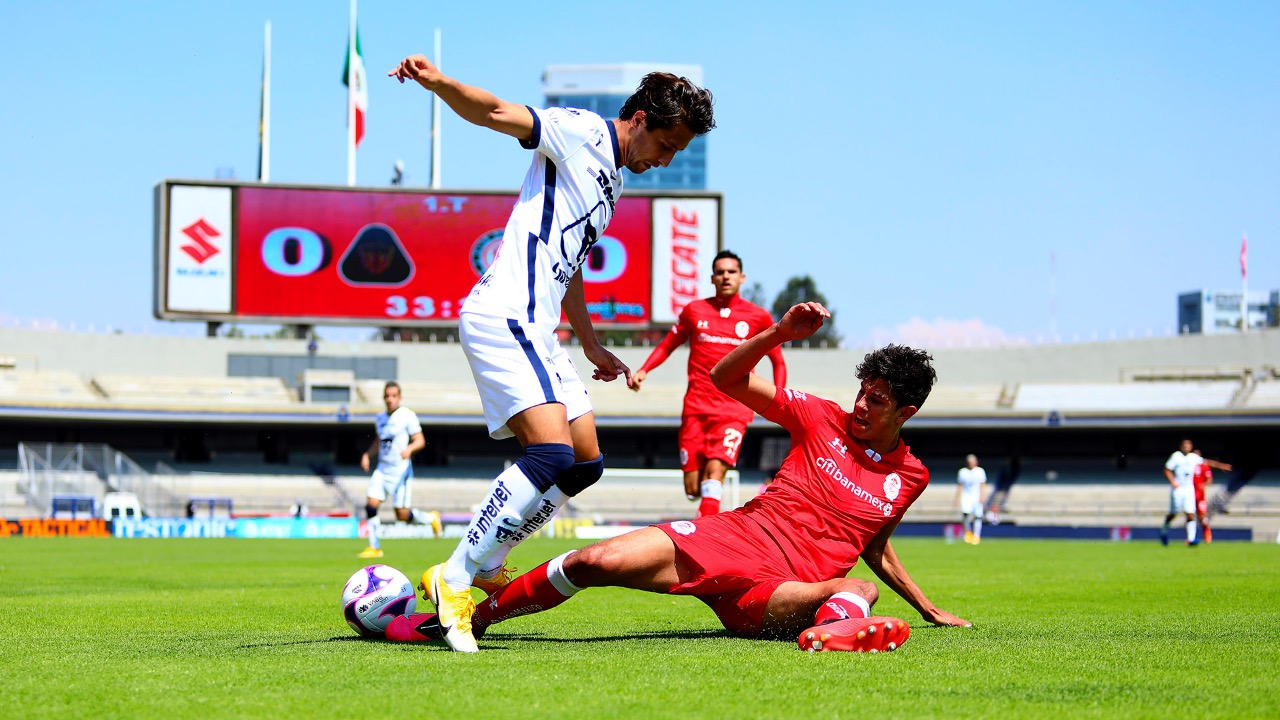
[341,564,417,637]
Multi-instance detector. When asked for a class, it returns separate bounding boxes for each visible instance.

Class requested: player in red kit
[389,302,970,652]
[628,250,785,516]
[1192,448,1214,543]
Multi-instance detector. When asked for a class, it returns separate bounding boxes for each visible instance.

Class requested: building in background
[1177,289,1277,334]
[543,64,708,190]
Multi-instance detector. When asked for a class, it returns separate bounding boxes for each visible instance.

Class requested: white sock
[829,591,871,619]
[444,464,542,590]
[1186,520,1197,543]
[477,486,570,577]
[367,515,381,550]
[408,508,432,525]
[546,551,582,597]
[700,480,723,500]
[973,517,983,539]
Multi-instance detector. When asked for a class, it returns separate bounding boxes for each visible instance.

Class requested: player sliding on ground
[389,302,971,652]
[389,53,716,652]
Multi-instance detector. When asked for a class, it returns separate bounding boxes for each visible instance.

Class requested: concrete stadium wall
[3,326,1278,389]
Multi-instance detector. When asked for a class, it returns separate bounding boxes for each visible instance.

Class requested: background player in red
[1192,447,1214,543]
[390,302,970,652]
[628,250,786,516]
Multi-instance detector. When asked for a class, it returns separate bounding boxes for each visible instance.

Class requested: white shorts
[367,465,413,507]
[959,494,983,516]
[1169,486,1195,515]
[459,313,591,440]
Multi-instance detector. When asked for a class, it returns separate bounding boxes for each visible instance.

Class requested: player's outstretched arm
[861,519,972,627]
[388,54,534,141]
[564,271,630,383]
[711,302,828,414]
[628,317,689,391]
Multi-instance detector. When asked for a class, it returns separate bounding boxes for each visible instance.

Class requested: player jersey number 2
[722,428,744,457]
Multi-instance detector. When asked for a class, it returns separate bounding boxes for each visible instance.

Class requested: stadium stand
[1011,380,1242,412]
[2,325,1279,537]
[92,374,295,407]
[1244,378,1280,408]
[0,369,101,404]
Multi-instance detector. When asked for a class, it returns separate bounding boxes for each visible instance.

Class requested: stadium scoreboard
[154,180,722,328]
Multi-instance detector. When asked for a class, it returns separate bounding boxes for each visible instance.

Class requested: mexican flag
[343,25,367,146]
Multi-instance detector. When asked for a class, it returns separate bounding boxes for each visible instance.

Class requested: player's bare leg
[683,470,701,501]
[395,505,442,538]
[697,459,729,517]
[359,497,384,557]
[761,577,879,637]
[764,578,910,653]
[471,527,682,634]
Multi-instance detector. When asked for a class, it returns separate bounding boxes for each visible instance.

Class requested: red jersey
[1192,464,1213,491]
[735,386,930,582]
[638,294,785,421]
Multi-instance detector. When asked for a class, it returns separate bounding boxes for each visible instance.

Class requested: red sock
[473,558,577,631]
[697,496,721,517]
[813,592,871,626]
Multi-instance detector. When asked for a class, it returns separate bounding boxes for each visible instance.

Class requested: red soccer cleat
[385,613,444,643]
[797,616,911,653]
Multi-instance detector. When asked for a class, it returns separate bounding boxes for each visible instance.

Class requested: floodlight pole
[430,27,442,189]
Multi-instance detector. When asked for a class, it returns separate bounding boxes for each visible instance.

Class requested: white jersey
[957,467,987,501]
[1165,451,1201,492]
[375,406,422,473]
[462,106,624,331]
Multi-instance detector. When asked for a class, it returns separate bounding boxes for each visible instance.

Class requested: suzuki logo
[180,218,221,264]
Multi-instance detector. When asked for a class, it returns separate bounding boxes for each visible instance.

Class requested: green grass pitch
[1,536,1277,718]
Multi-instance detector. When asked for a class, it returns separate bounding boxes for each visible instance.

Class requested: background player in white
[358,381,439,558]
[1160,438,1230,546]
[954,454,987,544]
[390,53,715,652]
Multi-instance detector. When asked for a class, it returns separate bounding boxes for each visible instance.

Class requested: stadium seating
[91,374,296,407]
[1244,380,1280,408]
[0,369,101,404]
[1011,380,1241,412]
[355,380,483,414]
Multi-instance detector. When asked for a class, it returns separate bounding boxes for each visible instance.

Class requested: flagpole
[1241,232,1248,334]
[430,27,442,189]
[258,21,272,183]
[346,0,357,187]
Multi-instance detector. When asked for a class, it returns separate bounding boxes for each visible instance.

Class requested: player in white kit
[358,382,440,558]
[954,454,987,544]
[1160,438,1231,546]
[390,53,716,652]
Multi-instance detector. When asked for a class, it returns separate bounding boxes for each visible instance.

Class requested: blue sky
[1,1,1276,347]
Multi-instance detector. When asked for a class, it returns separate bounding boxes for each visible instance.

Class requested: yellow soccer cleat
[428,510,443,539]
[472,565,516,597]
[420,563,477,653]
[357,546,383,559]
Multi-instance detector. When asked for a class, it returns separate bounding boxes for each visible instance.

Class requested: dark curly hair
[713,249,742,272]
[619,72,716,136]
[856,344,937,410]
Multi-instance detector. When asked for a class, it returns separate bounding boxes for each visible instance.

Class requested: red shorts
[677,415,749,474]
[655,511,797,637]
[1195,488,1206,515]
